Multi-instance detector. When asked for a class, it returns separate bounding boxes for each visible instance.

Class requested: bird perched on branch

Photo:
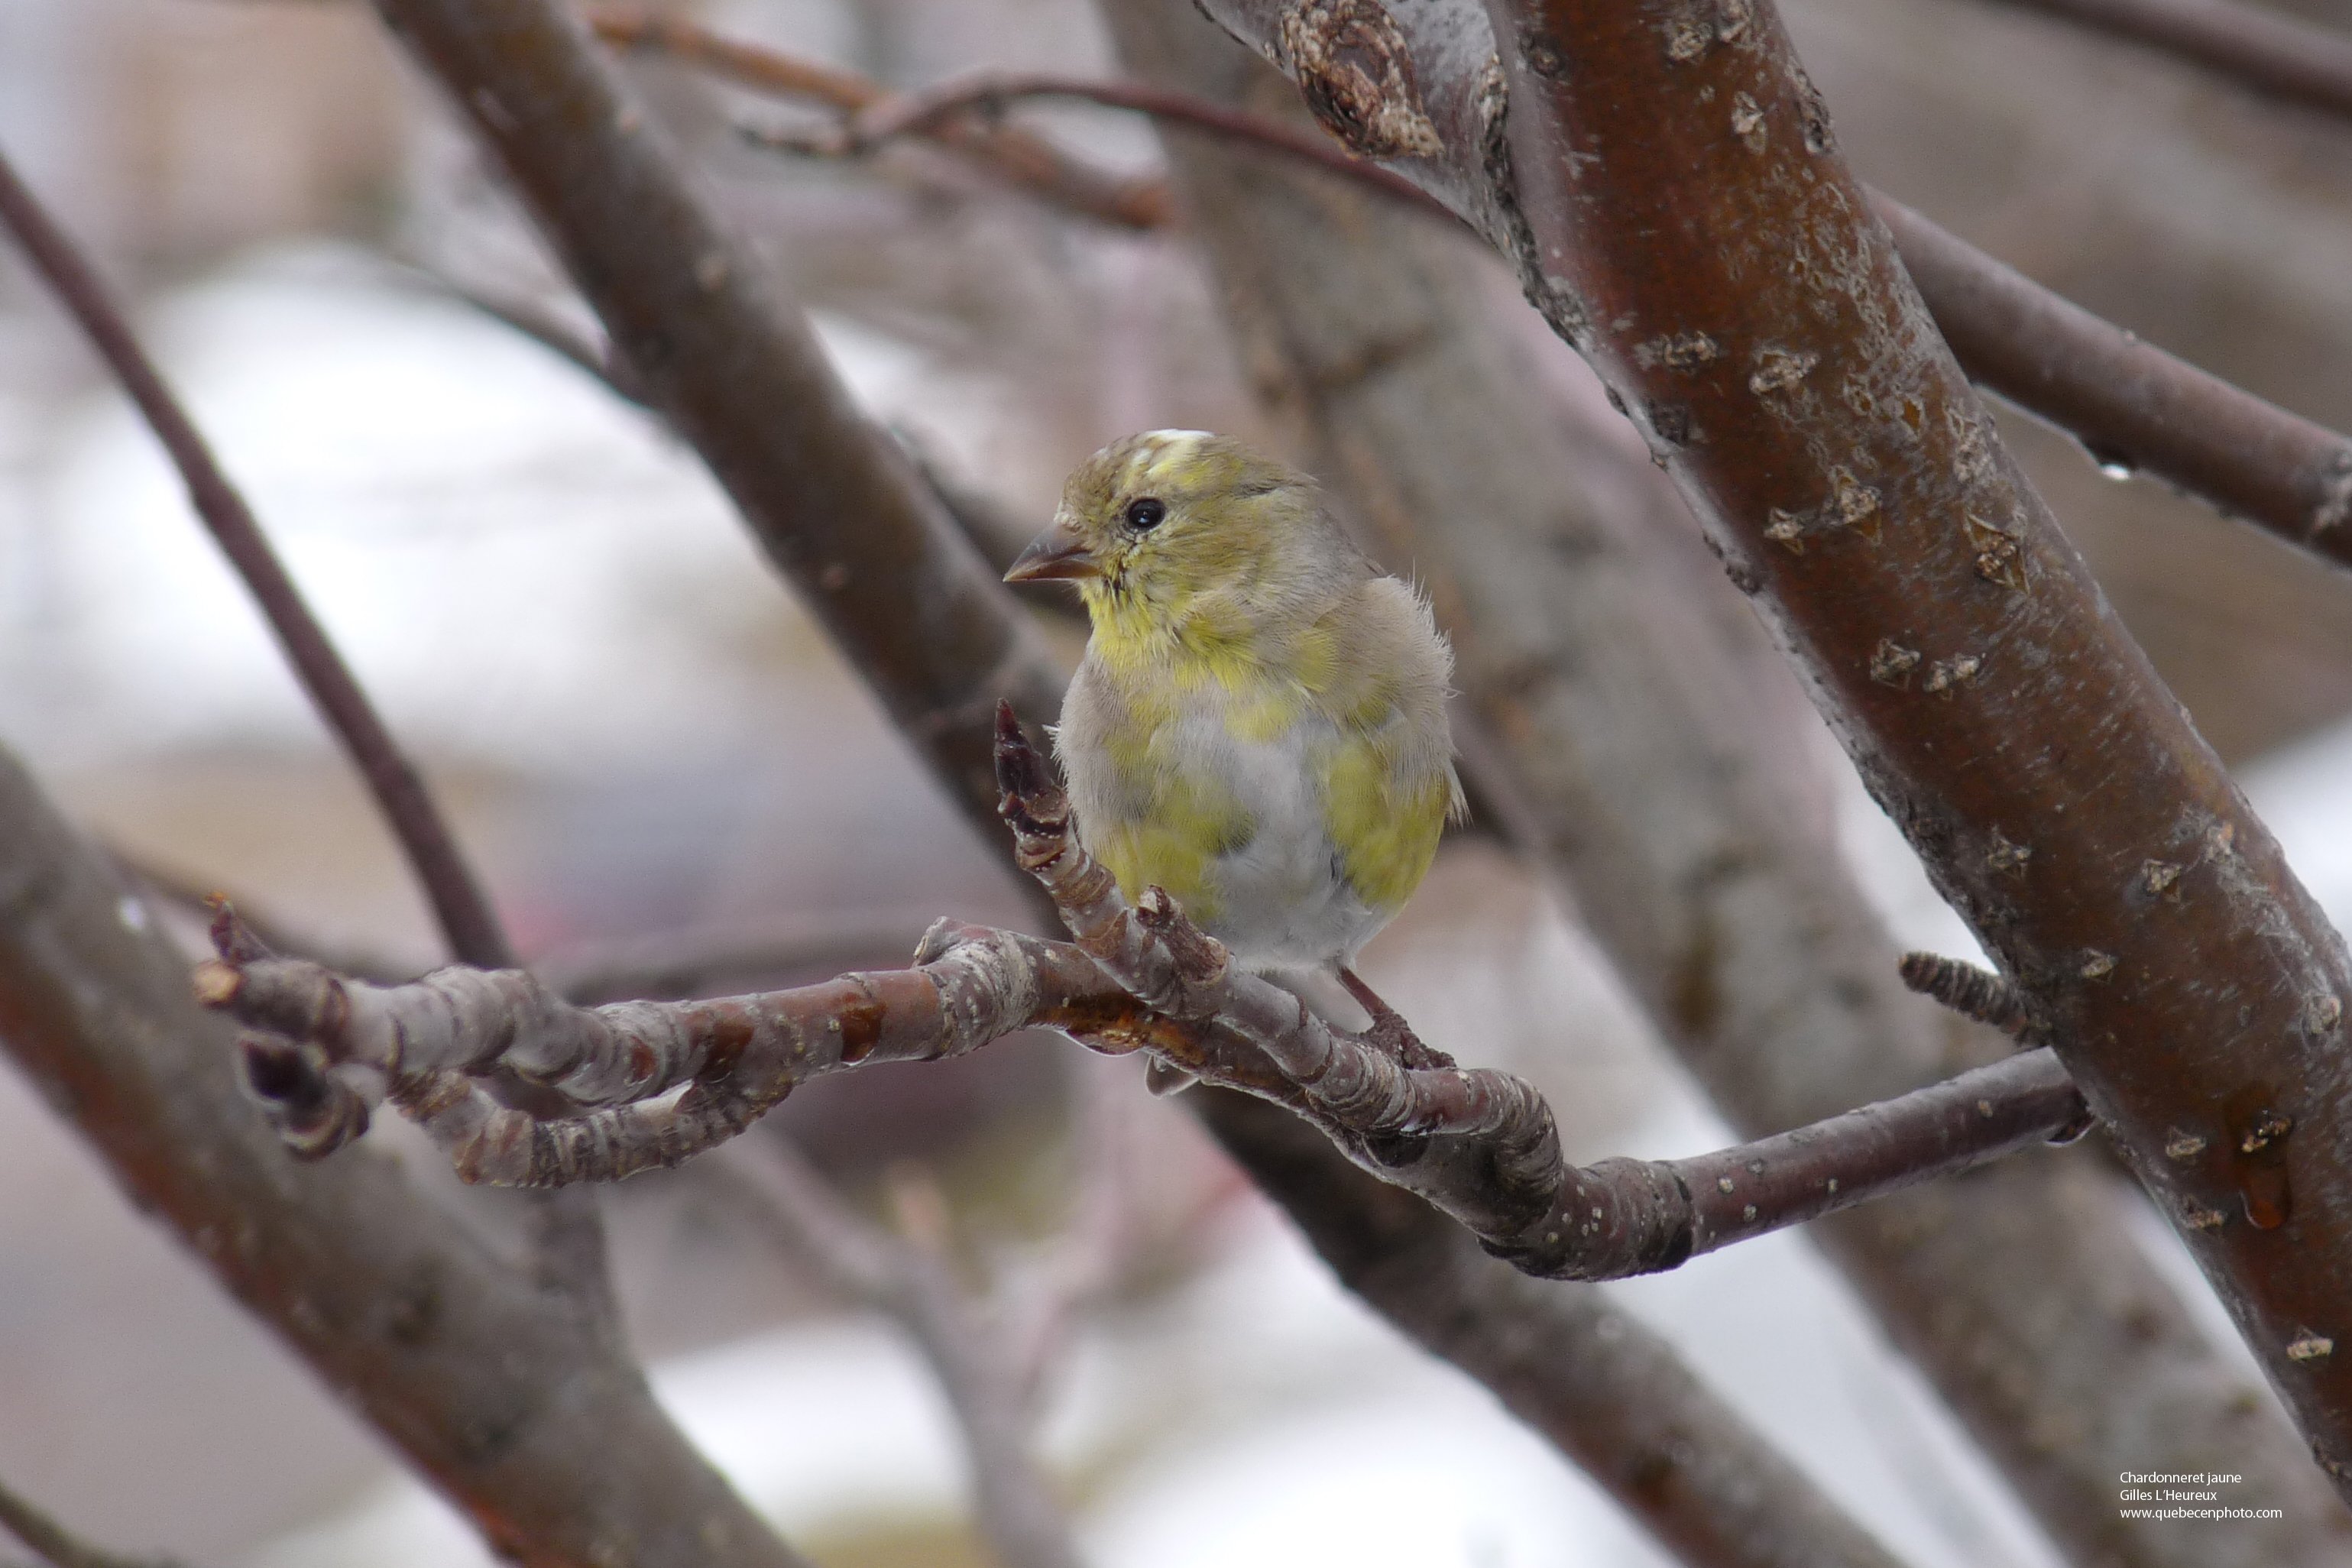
[1006,431,1461,1051]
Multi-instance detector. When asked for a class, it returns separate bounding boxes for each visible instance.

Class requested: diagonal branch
[0,147,513,970]
[1196,1090,1913,1568]
[587,6,1168,232]
[0,133,612,1310]
[1093,7,2352,1552]
[0,747,809,1568]
[196,721,2087,1283]
[1972,0,2352,124]
[1874,194,2352,566]
[0,1474,178,1568]
[619,11,2352,578]
[1230,0,2352,1494]
[821,73,1456,222]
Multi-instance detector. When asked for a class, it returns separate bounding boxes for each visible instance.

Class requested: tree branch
[818,73,1456,224]
[1393,0,2352,1492]
[1975,0,2352,124]
[1874,193,2352,567]
[0,131,614,1315]
[1196,1090,1914,1568]
[586,6,1169,232]
[371,0,1070,850]
[718,1142,1088,1568]
[616,10,2352,581]
[1100,7,2352,1555]
[0,1475,177,1568]
[196,717,2088,1282]
[0,144,514,970]
[0,749,810,1568]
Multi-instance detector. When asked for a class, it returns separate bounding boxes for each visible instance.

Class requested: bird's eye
[1123,497,1168,533]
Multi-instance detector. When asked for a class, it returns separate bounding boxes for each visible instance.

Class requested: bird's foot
[1336,967,1454,1071]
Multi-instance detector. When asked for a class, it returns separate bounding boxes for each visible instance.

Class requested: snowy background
[4,0,2352,1564]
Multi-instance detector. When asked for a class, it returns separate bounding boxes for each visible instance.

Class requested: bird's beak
[1004,521,1103,583]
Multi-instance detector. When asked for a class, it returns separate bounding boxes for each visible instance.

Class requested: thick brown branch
[0,750,805,1568]
[1086,8,2352,1551]
[0,147,513,970]
[1979,0,2352,124]
[632,13,2352,581]
[1457,0,2352,1492]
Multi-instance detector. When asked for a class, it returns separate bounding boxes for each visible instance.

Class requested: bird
[1003,430,1461,1053]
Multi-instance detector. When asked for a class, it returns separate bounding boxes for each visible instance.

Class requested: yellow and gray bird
[1005,431,1461,1021]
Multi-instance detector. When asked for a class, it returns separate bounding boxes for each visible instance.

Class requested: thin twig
[1976,0,2352,124]
[0,144,514,971]
[719,1140,1088,1568]
[829,73,1457,225]
[1898,952,2044,1042]
[0,1476,177,1568]
[412,270,650,407]
[588,7,1168,231]
[606,8,2352,575]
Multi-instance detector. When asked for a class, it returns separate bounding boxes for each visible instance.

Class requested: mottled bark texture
[1121,1,2352,1556]
[1473,0,2352,1489]
[369,0,1067,838]
[0,751,808,1568]
[1197,1088,1910,1568]
[316,8,1942,1565]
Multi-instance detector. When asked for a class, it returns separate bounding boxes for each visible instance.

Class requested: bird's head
[1006,431,1359,651]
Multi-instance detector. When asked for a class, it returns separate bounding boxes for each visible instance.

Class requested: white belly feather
[1057,668,1389,973]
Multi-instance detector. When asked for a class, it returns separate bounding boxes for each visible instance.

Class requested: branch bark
[1874,194,2352,569]
[0,750,809,1568]
[644,14,2352,580]
[369,0,1068,842]
[1118,3,2352,1557]
[1304,0,2352,1495]
[1975,0,2352,124]
[0,144,513,970]
[198,756,2087,1288]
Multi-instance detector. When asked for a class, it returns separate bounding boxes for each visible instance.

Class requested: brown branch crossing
[588,7,1168,231]
[821,73,1456,223]
[0,143,515,970]
[199,705,2086,1282]
[604,9,2352,574]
